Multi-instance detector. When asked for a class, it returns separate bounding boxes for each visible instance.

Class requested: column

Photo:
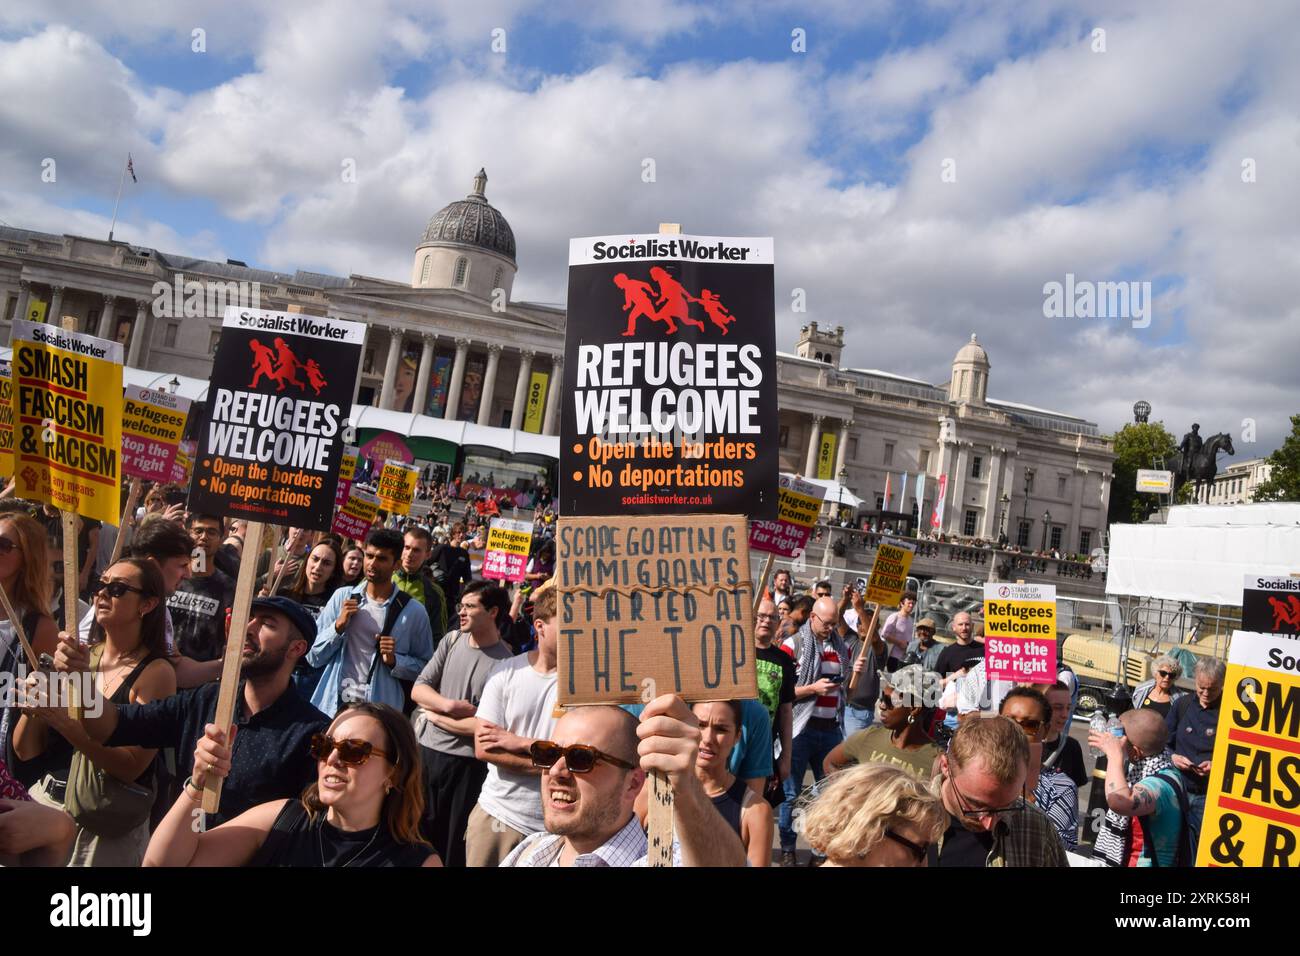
[834,419,851,476]
[97,294,116,339]
[981,448,1004,538]
[444,337,471,421]
[803,415,823,477]
[379,330,403,409]
[542,355,564,436]
[950,442,971,534]
[1069,468,1085,552]
[414,333,435,415]
[509,349,535,431]
[351,326,369,405]
[11,280,31,337]
[477,343,502,427]
[127,300,149,367]
[48,286,65,325]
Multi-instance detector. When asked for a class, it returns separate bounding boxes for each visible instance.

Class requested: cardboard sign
[376,459,419,515]
[332,486,380,541]
[483,517,533,582]
[1136,469,1173,494]
[11,320,124,524]
[121,386,191,482]
[1197,630,1300,867]
[866,538,917,606]
[816,431,836,480]
[983,582,1056,682]
[523,370,548,434]
[556,514,757,705]
[1243,574,1300,637]
[749,473,825,557]
[334,445,359,508]
[189,306,364,529]
[0,361,13,476]
[561,234,777,518]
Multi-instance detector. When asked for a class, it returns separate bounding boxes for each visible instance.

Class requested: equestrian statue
[1169,423,1235,503]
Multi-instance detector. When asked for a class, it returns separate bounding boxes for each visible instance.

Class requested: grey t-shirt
[413,631,513,757]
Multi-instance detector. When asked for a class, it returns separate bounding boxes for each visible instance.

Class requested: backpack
[1136,768,1193,868]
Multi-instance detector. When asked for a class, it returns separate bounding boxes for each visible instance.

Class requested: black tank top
[102,645,165,785]
[710,778,750,836]
[249,799,431,867]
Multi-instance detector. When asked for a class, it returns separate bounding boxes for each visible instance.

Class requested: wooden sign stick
[753,552,775,614]
[0,581,40,671]
[202,518,265,815]
[266,527,302,596]
[109,478,142,565]
[847,602,881,693]
[57,316,83,719]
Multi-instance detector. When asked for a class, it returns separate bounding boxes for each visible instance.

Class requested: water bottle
[1089,711,1109,756]
[1107,713,1124,742]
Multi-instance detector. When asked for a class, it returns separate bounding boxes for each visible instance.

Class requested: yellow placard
[816,432,836,480]
[338,447,357,483]
[376,459,419,515]
[523,370,548,434]
[0,361,13,477]
[11,320,123,524]
[777,486,823,528]
[865,539,916,606]
[486,519,533,557]
[1197,630,1300,867]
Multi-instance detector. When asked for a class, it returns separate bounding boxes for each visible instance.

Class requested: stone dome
[419,169,516,262]
[953,333,989,367]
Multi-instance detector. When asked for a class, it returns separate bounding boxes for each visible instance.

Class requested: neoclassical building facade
[0,170,1114,550]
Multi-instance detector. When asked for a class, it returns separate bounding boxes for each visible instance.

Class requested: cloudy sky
[2,0,1296,458]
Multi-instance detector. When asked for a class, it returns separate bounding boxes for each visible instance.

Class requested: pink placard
[748,519,812,557]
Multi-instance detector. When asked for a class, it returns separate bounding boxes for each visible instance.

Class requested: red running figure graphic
[248,339,277,387]
[304,358,328,396]
[272,337,306,392]
[614,272,673,335]
[690,288,735,335]
[649,266,705,332]
[1269,595,1300,631]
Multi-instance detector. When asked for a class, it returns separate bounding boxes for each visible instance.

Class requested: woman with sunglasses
[823,665,941,781]
[998,687,1078,851]
[145,701,439,867]
[1130,655,1186,718]
[0,513,59,778]
[799,763,945,866]
[15,557,175,866]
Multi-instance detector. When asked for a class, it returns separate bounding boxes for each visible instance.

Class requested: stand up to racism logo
[562,234,777,518]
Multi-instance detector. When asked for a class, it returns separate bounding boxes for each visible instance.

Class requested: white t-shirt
[341,595,385,692]
[475,653,558,836]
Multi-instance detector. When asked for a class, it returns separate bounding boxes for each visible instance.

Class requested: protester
[813,580,832,599]
[465,582,559,867]
[0,774,77,866]
[934,611,982,683]
[799,763,946,867]
[309,528,434,718]
[393,527,449,639]
[430,526,473,607]
[1166,657,1223,855]
[766,568,792,606]
[1091,708,1189,867]
[1132,656,1187,717]
[16,558,176,865]
[753,598,795,806]
[144,702,438,867]
[276,540,345,620]
[340,545,364,588]
[411,580,513,865]
[500,695,746,866]
[1041,681,1088,788]
[169,513,236,664]
[903,617,944,672]
[878,592,917,672]
[930,716,1069,867]
[838,586,884,735]
[824,665,941,780]
[778,595,849,866]
[999,687,1078,851]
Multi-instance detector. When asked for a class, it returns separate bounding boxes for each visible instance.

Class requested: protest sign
[332,486,380,541]
[556,514,757,705]
[0,360,13,476]
[1197,630,1300,867]
[121,385,191,482]
[334,445,359,508]
[1243,574,1300,637]
[1135,469,1173,494]
[11,319,123,524]
[483,517,533,582]
[983,582,1056,682]
[561,234,777,518]
[189,306,364,530]
[865,538,917,606]
[171,440,196,484]
[376,459,419,515]
[749,473,825,558]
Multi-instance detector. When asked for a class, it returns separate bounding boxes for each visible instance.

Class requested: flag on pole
[914,473,925,516]
[883,473,892,511]
[127,154,137,183]
[931,475,949,529]
[899,472,909,509]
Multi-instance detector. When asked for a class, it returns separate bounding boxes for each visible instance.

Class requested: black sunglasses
[90,579,147,599]
[883,828,930,864]
[0,536,20,555]
[1157,670,1176,678]
[530,741,637,774]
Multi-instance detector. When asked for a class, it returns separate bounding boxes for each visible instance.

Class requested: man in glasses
[931,716,1068,867]
[1165,657,1225,856]
[500,695,746,867]
[753,598,795,806]
[52,595,329,826]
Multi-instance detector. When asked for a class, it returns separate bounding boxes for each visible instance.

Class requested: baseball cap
[250,595,318,645]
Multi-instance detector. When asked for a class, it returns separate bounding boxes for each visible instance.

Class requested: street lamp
[1020,468,1034,544]
[167,376,180,395]
[998,492,1010,536]
[836,467,848,524]
[1041,509,1052,552]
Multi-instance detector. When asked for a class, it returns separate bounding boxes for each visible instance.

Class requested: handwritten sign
[983,582,1056,682]
[866,538,916,606]
[556,514,757,705]
[121,386,191,482]
[376,459,419,515]
[749,473,825,557]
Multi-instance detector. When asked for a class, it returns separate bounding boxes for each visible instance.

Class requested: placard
[171,440,195,484]
[0,360,13,476]
[1242,574,1300,637]
[483,517,533,582]
[334,445,359,508]
[866,538,917,606]
[983,582,1056,682]
[749,473,825,557]
[561,234,777,518]
[1136,469,1174,494]
[121,385,191,482]
[376,459,419,515]
[11,319,123,524]
[332,486,380,541]
[557,514,757,705]
[1197,630,1300,867]
[189,307,364,528]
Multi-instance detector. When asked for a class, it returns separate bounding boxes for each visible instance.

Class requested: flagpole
[108,155,128,242]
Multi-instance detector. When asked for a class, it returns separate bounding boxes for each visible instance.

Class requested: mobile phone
[853,577,868,594]
[828,674,844,684]
[163,488,188,507]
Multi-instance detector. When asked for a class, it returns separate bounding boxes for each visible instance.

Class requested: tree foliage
[1252,414,1300,502]
[1107,421,1178,524]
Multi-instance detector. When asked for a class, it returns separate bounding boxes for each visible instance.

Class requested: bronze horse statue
[1170,432,1235,503]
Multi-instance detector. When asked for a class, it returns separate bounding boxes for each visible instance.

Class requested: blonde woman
[0,512,59,773]
[799,763,946,867]
[1130,655,1187,718]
